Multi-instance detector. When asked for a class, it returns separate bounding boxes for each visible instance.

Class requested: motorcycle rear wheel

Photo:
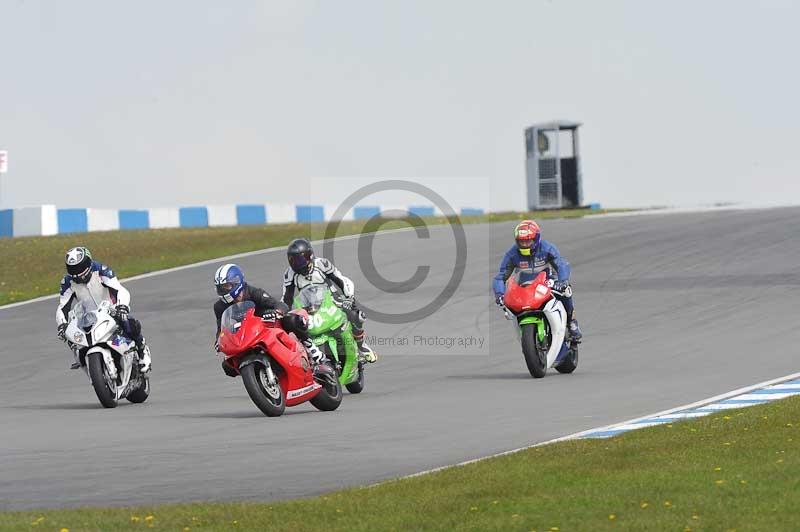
[127,374,150,403]
[555,345,579,374]
[521,324,547,378]
[87,352,118,408]
[310,365,343,411]
[345,363,365,394]
[241,361,286,417]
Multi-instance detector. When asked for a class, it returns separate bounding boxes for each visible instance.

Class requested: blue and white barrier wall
[0,204,485,238]
[2,205,59,238]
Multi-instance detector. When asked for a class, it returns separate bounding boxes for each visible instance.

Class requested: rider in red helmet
[492,220,582,340]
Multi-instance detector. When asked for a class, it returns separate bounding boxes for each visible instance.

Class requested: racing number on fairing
[309,305,337,329]
[310,313,324,329]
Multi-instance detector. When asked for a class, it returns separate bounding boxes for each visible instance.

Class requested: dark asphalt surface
[2,207,799,510]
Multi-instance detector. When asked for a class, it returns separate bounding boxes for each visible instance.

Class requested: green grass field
[2,396,798,531]
[0,208,615,306]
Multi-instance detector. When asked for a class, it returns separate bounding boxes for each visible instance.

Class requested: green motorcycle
[294,284,365,394]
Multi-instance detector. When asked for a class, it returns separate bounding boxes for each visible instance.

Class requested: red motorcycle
[217,301,342,417]
[502,269,578,378]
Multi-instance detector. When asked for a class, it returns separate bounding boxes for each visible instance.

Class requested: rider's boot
[568,319,583,342]
[353,331,377,363]
[136,339,152,373]
[302,338,327,367]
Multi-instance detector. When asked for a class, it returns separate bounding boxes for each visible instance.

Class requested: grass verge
[0,208,617,306]
[2,395,798,531]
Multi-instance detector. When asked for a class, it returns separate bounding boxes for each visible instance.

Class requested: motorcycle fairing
[68,303,136,395]
[313,325,358,384]
[85,346,136,400]
[518,316,547,343]
[503,271,552,313]
[542,298,567,369]
[286,382,322,400]
[296,286,359,386]
[220,308,322,407]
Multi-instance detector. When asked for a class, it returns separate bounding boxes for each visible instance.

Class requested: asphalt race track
[2,207,800,509]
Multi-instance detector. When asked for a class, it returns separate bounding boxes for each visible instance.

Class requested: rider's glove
[341,296,355,311]
[552,280,570,293]
[261,309,283,321]
[57,323,68,342]
[115,304,130,321]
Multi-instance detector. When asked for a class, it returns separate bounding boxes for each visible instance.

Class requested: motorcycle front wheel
[521,324,547,378]
[87,352,119,408]
[310,364,343,411]
[241,360,286,417]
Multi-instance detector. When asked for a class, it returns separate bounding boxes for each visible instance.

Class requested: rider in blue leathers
[492,220,582,341]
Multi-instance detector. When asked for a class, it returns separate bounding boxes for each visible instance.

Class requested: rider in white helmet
[56,246,152,371]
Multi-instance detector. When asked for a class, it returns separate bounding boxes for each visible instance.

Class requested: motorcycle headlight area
[78,313,98,332]
[92,320,116,341]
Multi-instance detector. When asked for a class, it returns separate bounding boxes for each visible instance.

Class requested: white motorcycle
[65,300,150,408]
[502,269,579,378]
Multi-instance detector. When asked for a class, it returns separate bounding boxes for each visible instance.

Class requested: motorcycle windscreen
[220,301,256,334]
[298,284,327,313]
[74,300,99,330]
[514,268,544,287]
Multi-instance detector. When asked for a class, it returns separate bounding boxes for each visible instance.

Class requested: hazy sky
[1,0,799,211]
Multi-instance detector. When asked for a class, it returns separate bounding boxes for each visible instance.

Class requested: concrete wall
[207,205,237,227]
[149,208,180,229]
[11,205,58,237]
[266,204,296,224]
[87,209,120,232]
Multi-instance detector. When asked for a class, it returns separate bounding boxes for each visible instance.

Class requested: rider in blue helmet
[212,263,324,377]
[215,263,247,304]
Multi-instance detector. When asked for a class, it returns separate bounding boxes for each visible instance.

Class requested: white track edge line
[370,370,800,486]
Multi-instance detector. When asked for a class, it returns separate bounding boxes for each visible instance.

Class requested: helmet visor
[215,282,235,296]
[289,253,311,273]
[72,265,93,284]
[215,274,242,296]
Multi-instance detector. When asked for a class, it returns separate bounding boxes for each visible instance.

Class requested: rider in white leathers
[282,238,377,363]
[56,246,152,372]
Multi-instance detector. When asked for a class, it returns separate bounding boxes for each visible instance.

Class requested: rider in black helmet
[282,238,377,363]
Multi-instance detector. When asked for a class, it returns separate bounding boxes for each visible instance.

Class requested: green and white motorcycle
[294,283,365,394]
